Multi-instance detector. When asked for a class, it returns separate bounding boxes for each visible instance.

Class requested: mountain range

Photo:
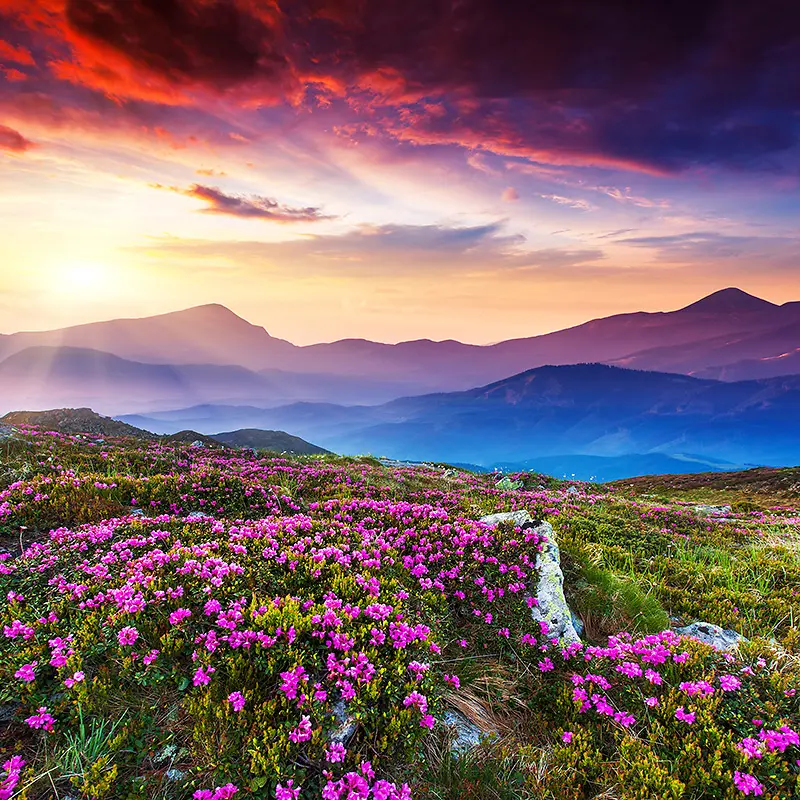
[3,287,799,479]
[0,288,798,416]
[121,363,800,469]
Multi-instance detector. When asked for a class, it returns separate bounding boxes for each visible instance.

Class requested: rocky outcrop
[480,511,581,644]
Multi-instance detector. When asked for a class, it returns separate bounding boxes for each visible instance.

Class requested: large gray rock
[675,621,744,650]
[480,511,581,644]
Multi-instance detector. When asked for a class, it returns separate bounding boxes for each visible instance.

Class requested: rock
[165,768,187,782]
[187,511,211,520]
[692,504,731,517]
[330,699,357,745]
[479,511,581,644]
[480,510,534,528]
[0,424,15,440]
[130,509,146,517]
[0,702,19,724]
[571,610,585,638]
[675,621,744,651]
[442,710,495,756]
[495,476,523,491]
[191,440,205,447]
[566,486,579,495]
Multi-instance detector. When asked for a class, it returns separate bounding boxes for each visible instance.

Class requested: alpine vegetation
[0,427,798,799]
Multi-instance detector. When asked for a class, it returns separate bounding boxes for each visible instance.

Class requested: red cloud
[0,124,34,152]
[0,0,797,176]
[46,0,297,106]
[0,39,36,65]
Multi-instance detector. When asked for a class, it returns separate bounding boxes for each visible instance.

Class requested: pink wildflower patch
[117,626,139,646]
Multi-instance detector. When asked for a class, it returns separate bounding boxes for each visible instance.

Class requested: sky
[0,0,799,345]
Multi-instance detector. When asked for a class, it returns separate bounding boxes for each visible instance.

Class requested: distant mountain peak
[678,287,778,314]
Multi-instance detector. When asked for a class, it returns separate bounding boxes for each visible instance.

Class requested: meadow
[0,429,798,799]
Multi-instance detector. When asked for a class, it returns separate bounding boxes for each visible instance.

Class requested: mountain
[211,429,330,454]
[0,304,295,369]
[0,346,420,415]
[121,364,800,468]
[493,453,745,483]
[2,289,799,406]
[676,286,779,314]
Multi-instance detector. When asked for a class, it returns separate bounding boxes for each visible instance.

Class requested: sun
[57,262,116,296]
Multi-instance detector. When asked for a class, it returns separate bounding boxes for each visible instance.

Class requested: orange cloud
[0,124,34,152]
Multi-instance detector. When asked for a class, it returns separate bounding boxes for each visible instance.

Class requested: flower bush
[0,428,797,798]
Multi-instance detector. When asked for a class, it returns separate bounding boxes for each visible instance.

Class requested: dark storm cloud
[3,0,800,172]
[155,183,335,222]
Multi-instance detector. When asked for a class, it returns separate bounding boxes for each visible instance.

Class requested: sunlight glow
[56,262,116,297]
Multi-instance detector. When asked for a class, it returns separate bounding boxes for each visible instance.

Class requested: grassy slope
[0,431,798,799]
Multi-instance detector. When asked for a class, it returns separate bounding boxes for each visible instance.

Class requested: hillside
[0,408,328,457]
[0,429,797,798]
[1,408,158,439]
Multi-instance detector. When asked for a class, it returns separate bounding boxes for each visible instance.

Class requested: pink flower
[143,649,160,666]
[289,716,313,743]
[732,771,764,796]
[194,784,239,800]
[644,696,659,707]
[326,742,347,763]
[117,626,139,646]
[169,608,192,625]
[420,714,436,729]
[64,671,85,688]
[538,658,555,672]
[561,731,573,744]
[193,666,215,686]
[14,662,37,682]
[228,692,246,712]
[275,779,301,800]
[720,674,741,692]
[25,706,55,732]
[403,691,428,714]
[1,755,25,800]
[675,706,696,725]
[443,673,460,689]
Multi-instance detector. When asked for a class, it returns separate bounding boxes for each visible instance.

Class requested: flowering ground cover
[0,429,798,798]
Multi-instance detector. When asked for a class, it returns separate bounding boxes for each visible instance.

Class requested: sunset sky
[1,0,799,344]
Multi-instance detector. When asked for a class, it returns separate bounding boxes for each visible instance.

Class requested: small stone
[692,504,731,517]
[675,621,744,650]
[330,698,357,744]
[442,710,494,755]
